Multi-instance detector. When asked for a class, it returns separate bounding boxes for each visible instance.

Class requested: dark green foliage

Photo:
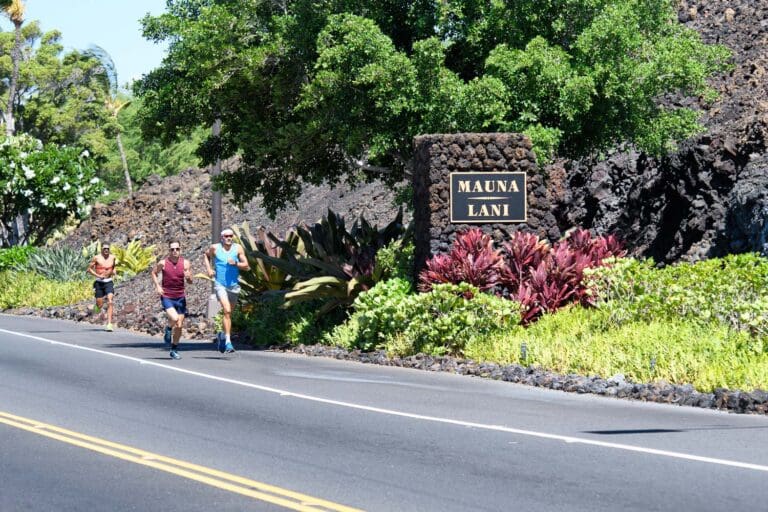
[0,23,114,160]
[101,100,204,192]
[0,245,36,271]
[135,0,730,213]
[233,297,345,348]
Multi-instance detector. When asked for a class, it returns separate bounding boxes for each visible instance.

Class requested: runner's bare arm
[203,245,215,277]
[184,259,193,283]
[86,257,101,278]
[151,260,164,295]
[235,245,250,271]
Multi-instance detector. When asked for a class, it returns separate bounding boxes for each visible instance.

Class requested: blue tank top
[214,243,241,287]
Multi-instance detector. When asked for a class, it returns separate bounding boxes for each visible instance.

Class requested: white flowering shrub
[0,134,107,246]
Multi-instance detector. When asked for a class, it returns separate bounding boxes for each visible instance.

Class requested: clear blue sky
[2,0,169,90]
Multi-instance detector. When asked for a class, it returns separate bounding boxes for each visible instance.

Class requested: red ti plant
[419,228,503,296]
[503,239,589,325]
[564,228,626,267]
[421,226,626,326]
[498,231,549,291]
[508,230,626,323]
[559,228,627,306]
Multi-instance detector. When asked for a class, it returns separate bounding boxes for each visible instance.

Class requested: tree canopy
[134,0,730,214]
[101,97,203,190]
[0,22,114,158]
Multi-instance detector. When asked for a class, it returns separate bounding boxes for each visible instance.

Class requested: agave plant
[15,245,90,282]
[247,209,407,313]
[232,222,301,305]
[284,209,405,312]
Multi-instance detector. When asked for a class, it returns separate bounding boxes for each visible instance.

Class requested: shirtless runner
[87,243,116,331]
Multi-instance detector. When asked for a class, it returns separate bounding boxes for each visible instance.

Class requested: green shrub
[464,305,768,392]
[339,277,413,352]
[15,245,89,282]
[112,240,157,278]
[375,239,414,284]
[326,280,519,356]
[587,254,768,337]
[234,297,345,347]
[0,271,91,308]
[81,240,101,260]
[0,133,106,246]
[0,245,37,271]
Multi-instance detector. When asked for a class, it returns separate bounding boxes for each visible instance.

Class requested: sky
[1,0,169,90]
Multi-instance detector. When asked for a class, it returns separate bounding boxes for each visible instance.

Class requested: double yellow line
[0,411,363,512]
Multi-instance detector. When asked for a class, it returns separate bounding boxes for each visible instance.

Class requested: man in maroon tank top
[151,241,193,360]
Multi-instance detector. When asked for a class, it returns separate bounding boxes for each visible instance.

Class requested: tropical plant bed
[289,343,768,415]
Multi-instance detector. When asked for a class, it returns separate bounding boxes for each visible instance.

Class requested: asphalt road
[1,314,767,511]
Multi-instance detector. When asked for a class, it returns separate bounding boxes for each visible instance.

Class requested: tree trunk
[10,211,28,246]
[116,132,133,196]
[4,19,21,137]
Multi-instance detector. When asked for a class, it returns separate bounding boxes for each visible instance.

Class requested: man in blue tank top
[203,228,249,353]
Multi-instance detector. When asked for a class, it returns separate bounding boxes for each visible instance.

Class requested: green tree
[99,97,203,191]
[0,23,114,161]
[83,45,134,196]
[1,0,24,136]
[0,134,106,246]
[135,0,730,214]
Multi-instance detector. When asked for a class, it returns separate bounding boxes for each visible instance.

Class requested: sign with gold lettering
[450,172,527,223]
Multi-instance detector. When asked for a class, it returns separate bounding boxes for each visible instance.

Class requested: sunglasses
[170,247,181,252]
[102,247,110,251]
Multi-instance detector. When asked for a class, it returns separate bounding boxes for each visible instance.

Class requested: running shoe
[93,304,100,314]
[169,349,181,360]
[224,343,235,354]
[217,332,226,353]
[105,323,113,332]
[163,326,172,345]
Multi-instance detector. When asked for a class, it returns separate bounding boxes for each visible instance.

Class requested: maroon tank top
[162,257,186,298]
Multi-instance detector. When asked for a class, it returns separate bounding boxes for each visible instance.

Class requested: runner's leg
[106,292,114,326]
[173,314,185,344]
[165,307,180,349]
[219,294,232,338]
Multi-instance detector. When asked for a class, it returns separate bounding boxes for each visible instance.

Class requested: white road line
[2,326,768,473]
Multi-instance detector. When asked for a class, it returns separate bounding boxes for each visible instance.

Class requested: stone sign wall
[412,133,555,274]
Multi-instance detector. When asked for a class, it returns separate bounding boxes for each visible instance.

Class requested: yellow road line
[0,411,363,512]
